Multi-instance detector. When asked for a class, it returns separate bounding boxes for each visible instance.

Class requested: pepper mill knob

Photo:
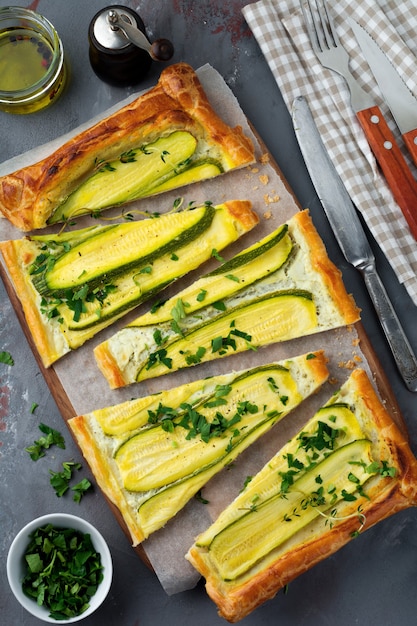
[88,5,174,86]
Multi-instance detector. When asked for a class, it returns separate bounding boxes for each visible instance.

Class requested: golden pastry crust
[292,209,359,325]
[186,369,417,622]
[0,63,255,231]
[0,200,258,367]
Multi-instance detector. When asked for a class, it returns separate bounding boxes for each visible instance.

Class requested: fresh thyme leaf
[225,274,240,282]
[195,490,209,504]
[211,248,225,263]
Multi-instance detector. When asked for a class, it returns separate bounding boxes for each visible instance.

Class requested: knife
[292,95,417,392]
[349,18,417,168]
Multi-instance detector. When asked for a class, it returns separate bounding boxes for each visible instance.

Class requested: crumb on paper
[263,210,272,219]
[352,337,360,346]
[329,377,339,385]
[251,166,259,173]
[338,359,357,370]
[260,153,270,164]
[263,193,280,206]
[259,174,269,185]
[353,354,362,363]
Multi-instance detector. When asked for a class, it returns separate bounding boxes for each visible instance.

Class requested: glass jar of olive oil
[0,6,67,114]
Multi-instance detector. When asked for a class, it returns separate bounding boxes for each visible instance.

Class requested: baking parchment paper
[0,65,376,594]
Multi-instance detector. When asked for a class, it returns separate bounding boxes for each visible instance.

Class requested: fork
[300,0,417,241]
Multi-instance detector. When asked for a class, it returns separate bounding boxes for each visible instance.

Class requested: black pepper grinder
[88,5,174,86]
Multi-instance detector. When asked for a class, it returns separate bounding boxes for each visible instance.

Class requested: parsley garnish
[22,523,104,620]
[196,289,207,302]
[145,348,172,371]
[25,423,66,461]
[0,350,14,366]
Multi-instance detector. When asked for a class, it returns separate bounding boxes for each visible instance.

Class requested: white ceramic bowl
[7,513,113,623]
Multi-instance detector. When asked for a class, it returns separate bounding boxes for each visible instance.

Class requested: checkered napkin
[242,0,417,306]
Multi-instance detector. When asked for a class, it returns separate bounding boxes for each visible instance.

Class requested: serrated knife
[292,95,417,391]
[349,18,417,168]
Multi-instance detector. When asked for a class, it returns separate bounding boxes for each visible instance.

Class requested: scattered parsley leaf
[0,351,14,366]
[49,461,81,497]
[72,478,93,503]
[25,424,66,461]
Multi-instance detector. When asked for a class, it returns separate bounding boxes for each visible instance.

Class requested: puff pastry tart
[0,200,258,366]
[94,209,360,388]
[68,351,329,545]
[187,369,417,622]
[0,63,255,232]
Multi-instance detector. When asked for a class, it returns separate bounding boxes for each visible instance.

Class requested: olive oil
[0,28,53,92]
[0,7,67,114]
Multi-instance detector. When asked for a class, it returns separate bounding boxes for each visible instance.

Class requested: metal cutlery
[300,0,417,240]
[348,18,417,168]
[292,95,417,392]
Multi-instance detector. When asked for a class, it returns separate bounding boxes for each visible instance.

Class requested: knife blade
[292,95,417,391]
[349,18,417,168]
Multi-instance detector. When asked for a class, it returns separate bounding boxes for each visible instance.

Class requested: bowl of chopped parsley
[7,513,112,622]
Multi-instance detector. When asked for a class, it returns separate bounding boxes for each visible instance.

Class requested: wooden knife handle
[356,105,417,240]
[403,128,417,170]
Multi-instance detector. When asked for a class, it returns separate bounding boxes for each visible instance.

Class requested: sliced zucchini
[136,290,317,380]
[135,223,293,325]
[115,364,299,492]
[196,401,367,548]
[149,160,222,194]
[207,439,373,581]
[26,201,257,354]
[34,204,215,296]
[48,131,198,224]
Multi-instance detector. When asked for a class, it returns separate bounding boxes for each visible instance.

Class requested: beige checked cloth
[243,0,417,306]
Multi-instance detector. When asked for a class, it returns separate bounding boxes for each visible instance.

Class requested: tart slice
[0,200,258,367]
[187,369,417,623]
[68,350,329,545]
[0,63,255,231]
[94,209,360,388]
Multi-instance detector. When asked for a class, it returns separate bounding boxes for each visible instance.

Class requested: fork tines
[300,0,339,53]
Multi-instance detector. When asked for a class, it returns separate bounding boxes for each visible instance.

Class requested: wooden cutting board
[0,64,407,593]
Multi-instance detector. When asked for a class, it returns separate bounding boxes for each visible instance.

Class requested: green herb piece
[30,402,39,414]
[196,289,207,302]
[195,490,209,504]
[25,424,66,461]
[145,348,173,371]
[211,248,225,263]
[72,478,93,503]
[21,523,104,620]
[184,346,207,365]
[49,461,81,497]
[0,350,14,365]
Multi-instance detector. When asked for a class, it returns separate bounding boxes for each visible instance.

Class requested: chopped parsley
[25,424,66,461]
[21,523,104,620]
[0,350,14,365]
